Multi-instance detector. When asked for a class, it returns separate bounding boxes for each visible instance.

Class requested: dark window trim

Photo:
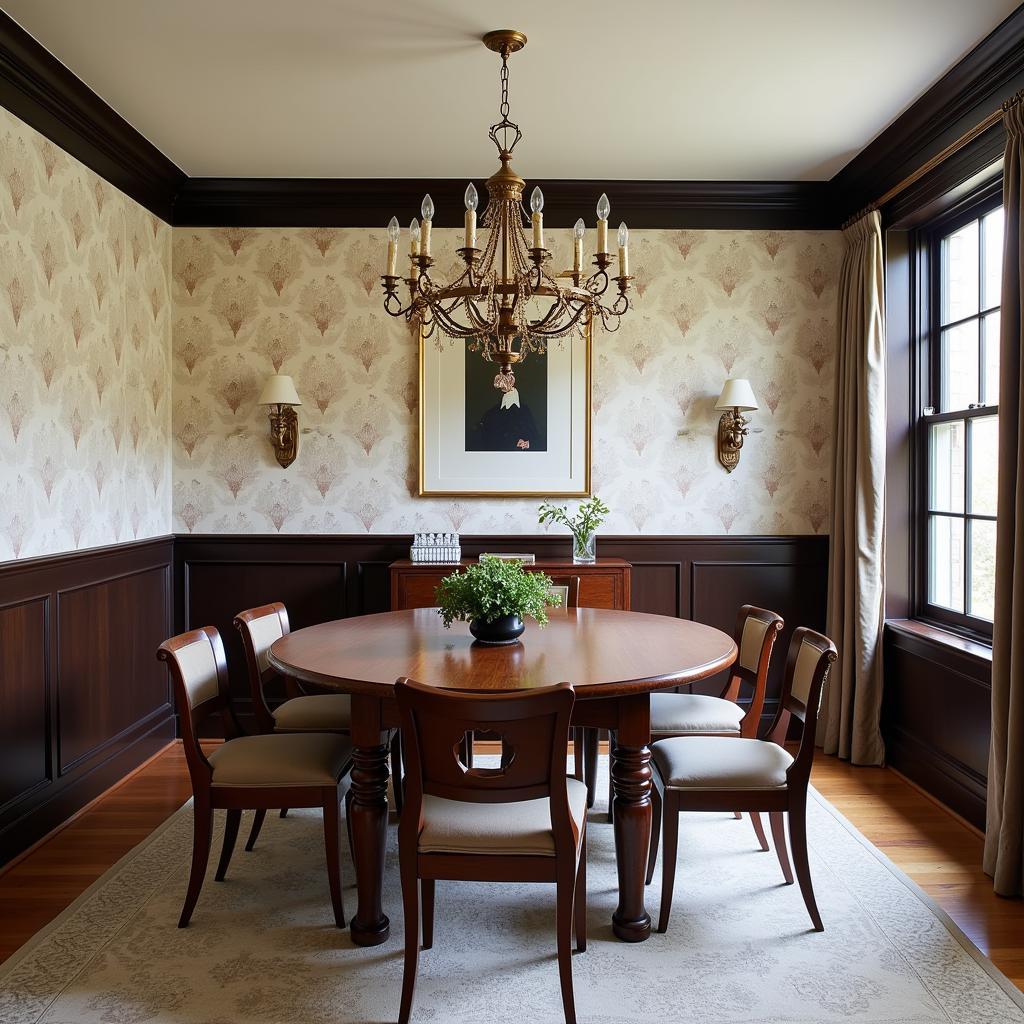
[912,184,1002,643]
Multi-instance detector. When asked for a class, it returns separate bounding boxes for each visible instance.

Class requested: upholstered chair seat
[209,733,352,789]
[418,779,589,856]
[650,692,744,736]
[273,694,352,732]
[652,736,793,791]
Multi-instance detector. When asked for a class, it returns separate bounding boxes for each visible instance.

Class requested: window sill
[885,618,992,663]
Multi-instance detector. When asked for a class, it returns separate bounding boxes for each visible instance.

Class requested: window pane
[983,311,1000,406]
[983,207,1004,309]
[929,420,965,512]
[941,219,979,323]
[969,415,998,516]
[969,519,996,621]
[940,320,979,411]
[928,515,965,612]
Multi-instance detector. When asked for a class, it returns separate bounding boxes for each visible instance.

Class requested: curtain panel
[985,95,1024,897]
[822,210,887,766]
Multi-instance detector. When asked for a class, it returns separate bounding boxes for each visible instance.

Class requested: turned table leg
[611,694,653,942]
[349,696,391,946]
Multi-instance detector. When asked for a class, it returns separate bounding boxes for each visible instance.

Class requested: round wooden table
[269,607,736,946]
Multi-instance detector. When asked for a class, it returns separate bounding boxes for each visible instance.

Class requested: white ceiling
[2,0,1019,181]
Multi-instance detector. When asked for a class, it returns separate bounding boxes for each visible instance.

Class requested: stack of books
[410,533,461,563]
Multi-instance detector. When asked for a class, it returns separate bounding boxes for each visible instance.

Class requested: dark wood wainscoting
[0,537,175,865]
[174,533,829,734]
[882,621,992,830]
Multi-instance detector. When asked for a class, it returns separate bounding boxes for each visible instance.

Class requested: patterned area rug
[1,770,1022,1024]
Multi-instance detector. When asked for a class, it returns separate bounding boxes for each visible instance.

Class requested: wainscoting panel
[0,538,175,866]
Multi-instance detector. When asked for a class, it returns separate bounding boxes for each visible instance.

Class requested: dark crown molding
[0,11,184,221]
[2,7,1024,229]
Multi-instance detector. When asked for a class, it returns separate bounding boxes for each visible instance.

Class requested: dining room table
[268,605,737,946]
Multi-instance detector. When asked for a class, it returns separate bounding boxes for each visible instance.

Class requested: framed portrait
[418,322,592,497]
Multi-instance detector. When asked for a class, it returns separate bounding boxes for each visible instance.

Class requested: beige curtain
[822,211,886,765]
[984,96,1024,897]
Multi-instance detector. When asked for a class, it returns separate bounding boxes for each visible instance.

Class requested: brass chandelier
[380,29,633,389]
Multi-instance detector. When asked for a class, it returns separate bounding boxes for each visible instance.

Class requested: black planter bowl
[469,614,525,646]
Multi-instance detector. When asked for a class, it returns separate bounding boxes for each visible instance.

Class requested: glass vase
[573,532,596,565]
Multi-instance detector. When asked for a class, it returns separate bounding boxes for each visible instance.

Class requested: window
[920,200,1002,637]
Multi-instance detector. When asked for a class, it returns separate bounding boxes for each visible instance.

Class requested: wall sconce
[257,374,302,468]
[714,378,758,473]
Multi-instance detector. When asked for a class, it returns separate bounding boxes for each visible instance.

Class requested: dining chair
[647,626,837,934]
[394,677,587,1024]
[233,600,402,853]
[606,604,783,835]
[157,625,353,929]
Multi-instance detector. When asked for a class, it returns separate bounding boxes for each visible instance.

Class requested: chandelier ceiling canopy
[380,29,633,389]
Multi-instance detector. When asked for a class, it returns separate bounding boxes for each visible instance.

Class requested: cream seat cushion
[209,733,352,788]
[418,778,588,856]
[653,736,793,791]
[273,694,351,732]
[650,692,744,735]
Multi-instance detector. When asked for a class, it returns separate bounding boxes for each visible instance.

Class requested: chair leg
[391,732,405,812]
[279,808,289,819]
[657,794,679,934]
[459,732,474,768]
[322,795,346,928]
[573,728,585,781]
[421,878,435,950]
[749,811,769,852]
[344,788,355,863]
[770,811,794,884]
[179,800,213,928]
[646,781,662,886]
[244,808,266,852]
[574,835,587,953]
[555,864,578,1024]
[606,730,616,822]
[584,729,598,809]
[788,793,823,931]
[733,811,742,819]
[215,808,241,881]
[398,863,420,1024]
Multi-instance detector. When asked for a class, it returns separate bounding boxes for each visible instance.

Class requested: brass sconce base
[717,411,747,473]
[267,405,299,468]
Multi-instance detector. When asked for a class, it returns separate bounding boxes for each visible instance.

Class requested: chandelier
[380,29,633,389]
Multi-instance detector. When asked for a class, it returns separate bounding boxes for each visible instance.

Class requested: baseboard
[888,766,985,840]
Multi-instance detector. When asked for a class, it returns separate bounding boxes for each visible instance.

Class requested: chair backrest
[547,575,581,609]
[765,626,837,782]
[724,605,784,737]
[156,626,239,787]
[395,677,579,852]
[233,602,291,733]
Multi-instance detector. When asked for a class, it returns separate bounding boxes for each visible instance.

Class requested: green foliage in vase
[435,556,560,629]
[537,495,610,550]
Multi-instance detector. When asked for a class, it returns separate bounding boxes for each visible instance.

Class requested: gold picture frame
[418,321,592,497]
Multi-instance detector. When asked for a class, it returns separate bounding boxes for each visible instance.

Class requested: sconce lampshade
[715,378,758,412]
[257,374,302,407]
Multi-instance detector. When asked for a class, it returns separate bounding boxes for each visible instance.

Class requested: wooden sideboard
[389,557,632,611]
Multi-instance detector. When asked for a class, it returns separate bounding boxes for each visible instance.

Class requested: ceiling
[2,0,1019,181]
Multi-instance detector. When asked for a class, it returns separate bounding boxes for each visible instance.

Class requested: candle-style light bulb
[596,193,611,221]
[530,186,544,213]
[463,183,478,249]
[617,221,629,278]
[572,217,585,272]
[421,194,435,221]
[596,193,610,253]
[573,218,586,240]
[385,216,400,276]
[617,221,629,247]
[409,217,421,259]
[420,194,434,256]
[530,186,545,249]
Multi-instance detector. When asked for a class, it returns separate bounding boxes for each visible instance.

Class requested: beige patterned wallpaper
[171,226,841,535]
[0,106,172,561]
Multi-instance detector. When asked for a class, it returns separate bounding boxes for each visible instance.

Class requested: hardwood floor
[1,742,1022,993]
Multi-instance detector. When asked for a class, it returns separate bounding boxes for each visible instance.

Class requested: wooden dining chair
[607,604,783,835]
[647,626,837,934]
[395,677,587,1024]
[234,600,402,853]
[157,625,353,929]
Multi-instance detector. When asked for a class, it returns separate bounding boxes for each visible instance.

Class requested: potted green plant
[434,556,561,645]
[537,496,610,564]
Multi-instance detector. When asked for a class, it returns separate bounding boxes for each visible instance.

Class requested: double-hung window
[920,199,1002,637]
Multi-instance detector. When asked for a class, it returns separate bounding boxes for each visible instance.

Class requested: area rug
[1,767,1022,1024]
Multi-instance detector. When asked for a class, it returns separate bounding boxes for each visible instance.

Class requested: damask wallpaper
[0,106,172,561]
[170,226,841,535]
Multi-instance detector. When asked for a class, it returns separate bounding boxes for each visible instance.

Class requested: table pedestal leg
[349,719,390,946]
[611,702,653,942]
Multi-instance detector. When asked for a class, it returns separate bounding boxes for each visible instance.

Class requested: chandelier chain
[499,53,510,120]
